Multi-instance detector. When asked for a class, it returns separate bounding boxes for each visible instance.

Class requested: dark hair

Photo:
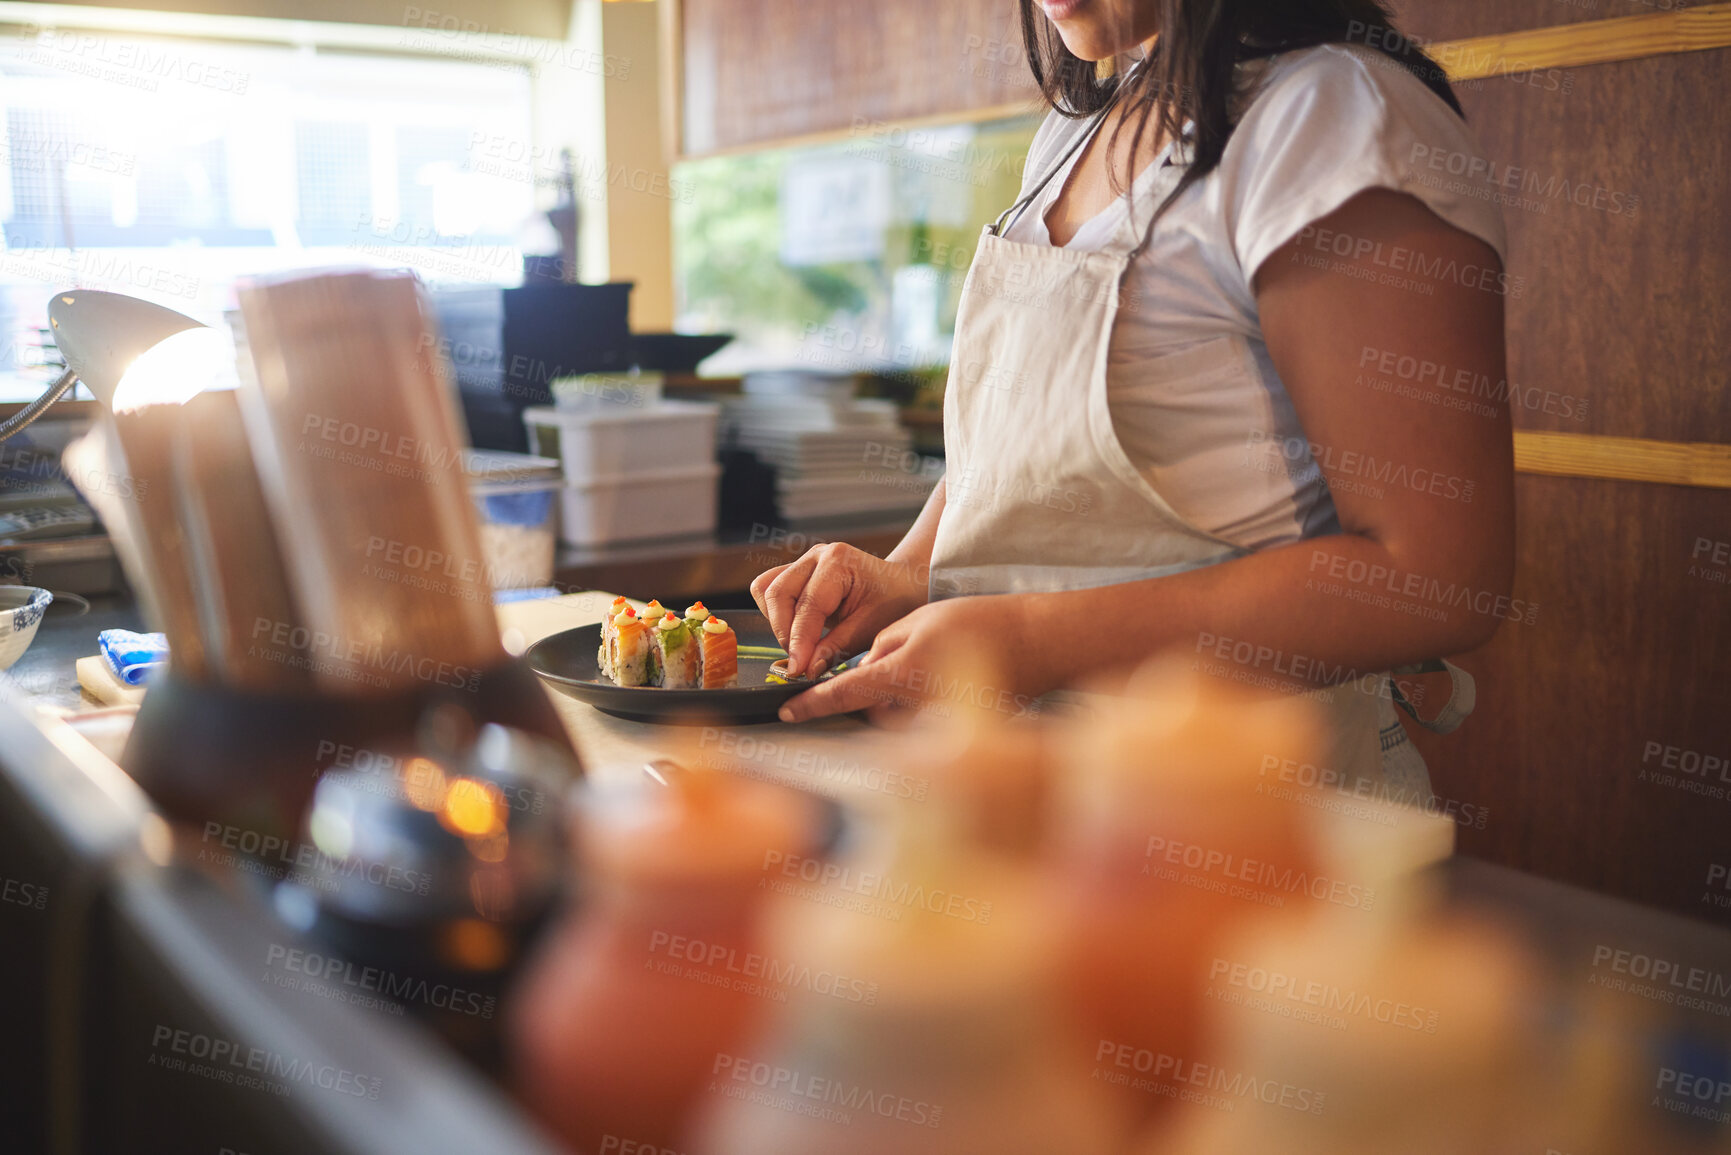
[1016,1,1459,236]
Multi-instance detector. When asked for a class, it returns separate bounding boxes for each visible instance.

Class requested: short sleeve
[1219,44,1510,283]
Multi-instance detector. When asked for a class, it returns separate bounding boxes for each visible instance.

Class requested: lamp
[48,290,208,409]
[0,290,207,444]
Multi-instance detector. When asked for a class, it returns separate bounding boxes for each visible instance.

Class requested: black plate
[525,609,822,724]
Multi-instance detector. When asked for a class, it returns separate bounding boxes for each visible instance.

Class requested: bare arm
[887,476,946,576]
[784,190,1516,719]
[1049,189,1514,680]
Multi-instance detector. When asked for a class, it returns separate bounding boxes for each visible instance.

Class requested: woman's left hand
[776,594,1053,724]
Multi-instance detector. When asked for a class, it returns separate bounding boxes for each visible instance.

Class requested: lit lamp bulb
[110,326,239,413]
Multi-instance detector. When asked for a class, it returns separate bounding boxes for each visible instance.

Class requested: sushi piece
[612,607,651,686]
[639,600,667,680]
[653,611,701,689]
[699,616,738,689]
[599,595,628,677]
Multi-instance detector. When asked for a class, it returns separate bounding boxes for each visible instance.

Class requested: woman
[753,0,1513,794]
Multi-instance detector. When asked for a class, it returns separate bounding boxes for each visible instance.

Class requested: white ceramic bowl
[0,586,53,671]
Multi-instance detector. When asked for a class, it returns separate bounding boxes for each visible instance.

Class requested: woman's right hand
[750,543,928,679]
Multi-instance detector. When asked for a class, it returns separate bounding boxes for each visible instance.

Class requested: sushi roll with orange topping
[653,611,701,689]
[699,616,738,689]
[612,607,650,686]
[599,595,629,677]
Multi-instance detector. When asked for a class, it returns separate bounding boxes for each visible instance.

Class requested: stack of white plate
[721,392,941,523]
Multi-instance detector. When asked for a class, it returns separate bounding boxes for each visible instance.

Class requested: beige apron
[928,100,1470,796]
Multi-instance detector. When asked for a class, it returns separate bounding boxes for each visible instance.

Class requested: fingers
[779,629,913,723]
[757,551,823,648]
[778,667,869,723]
[804,612,882,678]
[749,563,788,620]
[785,545,857,676]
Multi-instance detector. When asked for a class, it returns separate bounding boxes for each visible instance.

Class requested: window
[0,23,543,379]
[295,121,372,242]
[672,116,1038,375]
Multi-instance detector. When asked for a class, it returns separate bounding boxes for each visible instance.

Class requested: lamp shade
[47,291,205,410]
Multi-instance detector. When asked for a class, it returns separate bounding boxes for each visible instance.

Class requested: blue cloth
[98,629,168,686]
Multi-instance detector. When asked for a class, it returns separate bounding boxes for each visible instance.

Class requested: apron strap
[1388,659,1476,735]
[988,57,1188,267]
[991,63,1145,238]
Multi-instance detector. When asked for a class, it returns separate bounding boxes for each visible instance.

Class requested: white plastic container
[556,464,721,547]
[463,449,563,589]
[523,401,719,483]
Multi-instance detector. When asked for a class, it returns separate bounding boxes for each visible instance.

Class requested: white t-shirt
[1001,43,1509,552]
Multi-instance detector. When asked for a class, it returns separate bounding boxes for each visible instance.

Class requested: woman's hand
[777,594,1053,724]
[750,543,929,679]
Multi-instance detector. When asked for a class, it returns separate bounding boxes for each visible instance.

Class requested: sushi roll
[653,611,701,689]
[639,600,667,680]
[599,595,628,677]
[699,615,738,689]
[612,607,651,687]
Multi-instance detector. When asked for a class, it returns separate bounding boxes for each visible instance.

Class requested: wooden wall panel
[1436,51,1729,440]
[1410,475,1731,923]
[1393,11,1731,924]
[1394,0,1704,44]
[677,0,1039,155]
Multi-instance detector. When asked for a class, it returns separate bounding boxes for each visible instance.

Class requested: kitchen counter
[5,592,142,713]
[6,591,897,807]
[5,503,917,712]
